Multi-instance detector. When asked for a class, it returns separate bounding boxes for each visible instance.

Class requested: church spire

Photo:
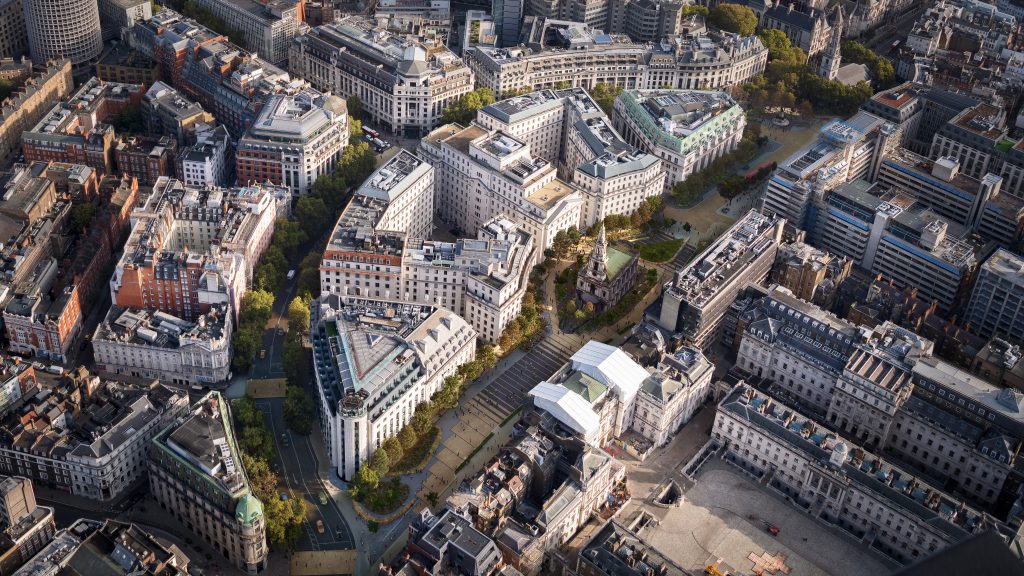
[818,6,844,81]
[588,224,609,282]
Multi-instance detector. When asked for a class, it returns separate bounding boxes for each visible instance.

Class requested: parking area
[635,460,895,576]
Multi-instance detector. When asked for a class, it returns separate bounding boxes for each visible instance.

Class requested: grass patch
[389,426,441,475]
[638,239,684,262]
[360,477,410,515]
[500,406,523,427]
[456,432,494,472]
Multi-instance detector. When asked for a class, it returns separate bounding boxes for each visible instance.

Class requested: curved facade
[23,0,103,66]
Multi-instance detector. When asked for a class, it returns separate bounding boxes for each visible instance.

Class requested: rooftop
[160,392,249,496]
[579,520,689,576]
[623,89,741,141]
[980,248,1024,283]
[241,89,346,143]
[94,305,228,349]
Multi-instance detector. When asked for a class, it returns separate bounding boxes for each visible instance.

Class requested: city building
[613,89,746,191]
[0,0,27,59]
[0,59,73,167]
[142,81,215,142]
[0,371,189,500]
[97,0,152,42]
[964,249,1024,343]
[817,6,844,81]
[657,210,786,349]
[876,151,1022,246]
[813,179,989,313]
[461,10,497,53]
[614,0,687,44]
[971,338,1024,391]
[576,225,638,312]
[92,304,232,386]
[761,113,898,231]
[493,0,523,47]
[21,0,102,68]
[312,296,476,480]
[928,102,1024,199]
[464,19,767,97]
[573,520,689,576]
[191,0,303,65]
[21,77,146,174]
[149,392,267,573]
[419,123,583,251]
[110,178,286,320]
[712,382,1021,565]
[631,346,713,448]
[0,476,54,576]
[0,358,37,416]
[177,124,233,187]
[771,241,852,307]
[127,9,300,138]
[3,284,82,363]
[96,45,162,87]
[13,519,190,575]
[289,16,474,137]
[114,136,178,186]
[747,1,832,56]
[405,509,503,576]
[235,89,349,195]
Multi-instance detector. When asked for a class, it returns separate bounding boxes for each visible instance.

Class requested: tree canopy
[708,4,758,36]
[441,88,496,125]
[589,83,623,116]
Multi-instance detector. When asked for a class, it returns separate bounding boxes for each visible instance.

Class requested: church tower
[587,224,610,283]
[818,6,844,81]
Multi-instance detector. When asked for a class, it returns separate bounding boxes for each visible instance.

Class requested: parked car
[286,269,296,280]
[280,492,288,501]
[32,362,45,371]
[45,365,63,375]
[316,520,325,534]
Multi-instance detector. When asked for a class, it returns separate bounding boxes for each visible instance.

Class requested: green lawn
[638,239,684,262]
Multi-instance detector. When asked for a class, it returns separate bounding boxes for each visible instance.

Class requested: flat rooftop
[526,179,576,211]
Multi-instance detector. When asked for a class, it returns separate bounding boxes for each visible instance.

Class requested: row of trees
[717,161,777,200]
[708,3,758,36]
[841,41,897,88]
[441,88,496,124]
[232,396,307,549]
[670,127,764,205]
[282,296,315,435]
[231,289,275,373]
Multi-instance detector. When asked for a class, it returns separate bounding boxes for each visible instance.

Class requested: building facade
[149,392,267,573]
[965,249,1024,343]
[576,225,638,312]
[22,0,102,67]
[0,59,73,167]
[191,0,302,65]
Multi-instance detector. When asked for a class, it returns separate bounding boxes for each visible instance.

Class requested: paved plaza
[636,461,895,576]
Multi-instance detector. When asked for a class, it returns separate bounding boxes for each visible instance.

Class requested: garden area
[638,238,684,262]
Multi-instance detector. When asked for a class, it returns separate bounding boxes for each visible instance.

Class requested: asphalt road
[250,276,299,380]
[257,397,355,552]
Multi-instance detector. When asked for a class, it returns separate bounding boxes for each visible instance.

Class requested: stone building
[576,226,638,312]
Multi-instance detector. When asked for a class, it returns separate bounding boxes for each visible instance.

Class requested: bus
[363,127,380,139]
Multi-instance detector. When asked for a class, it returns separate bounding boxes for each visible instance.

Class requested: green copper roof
[235,494,264,526]
[605,246,634,281]
[561,372,608,404]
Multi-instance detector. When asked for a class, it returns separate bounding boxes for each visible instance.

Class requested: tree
[398,426,418,450]
[231,327,261,372]
[441,88,496,124]
[369,449,391,475]
[498,320,523,351]
[582,301,595,315]
[232,396,263,428]
[381,437,404,464]
[240,426,274,462]
[70,203,95,235]
[411,406,433,434]
[272,219,308,258]
[564,299,578,316]
[708,4,757,36]
[349,117,363,140]
[355,465,379,491]
[347,96,363,119]
[239,290,275,328]
[798,100,814,118]
[680,4,709,18]
[284,386,313,435]
[589,83,623,116]
[551,230,571,259]
[241,453,276,497]
[683,222,692,232]
[294,196,329,238]
[426,491,439,508]
[287,297,311,335]
[478,345,497,371]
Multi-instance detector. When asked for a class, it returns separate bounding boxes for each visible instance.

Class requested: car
[260,349,267,359]
[32,362,45,371]
[318,491,328,506]
[280,492,288,501]
[286,269,296,280]
[364,127,380,139]
[46,365,63,375]
[316,520,325,534]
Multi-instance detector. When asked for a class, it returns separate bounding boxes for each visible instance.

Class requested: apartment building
[762,113,898,231]
[813,179,989,313]
[713,383,1020,565]
[965,249,1024,343]
[178,124,233,187]
[657,210,786,349]
[13,519,190,575]
[613,89,746,191]
[115,136,177,186]
[0,476,54,576]
[3,283,83,363]
[289,16,474,137]
[21,77,146,174]
[0,359,37,416]
[312,296,476,480]
[110,178,286,320]
[97,0,151,42]
[191,0,303,65]
[0,0,26,59]
[405,509,503,576]
[0,59,72,167]
[465,18,767,97]
[235,89,349,195]
[149,392,267,573]
[0,372,189,500]
[142,81,215,142]
[613,0,686,44]
[127,9,300,137]
[93,304,232,386]
[96,45,162,87]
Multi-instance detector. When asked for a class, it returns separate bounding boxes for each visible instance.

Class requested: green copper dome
[235,494,264,526]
